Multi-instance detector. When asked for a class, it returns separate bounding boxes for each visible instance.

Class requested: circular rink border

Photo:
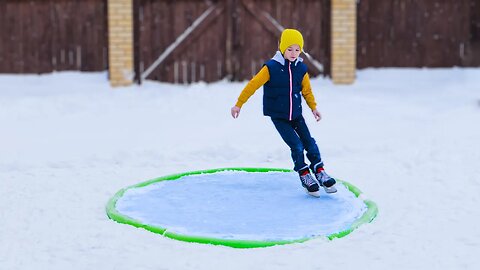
[106,168,378,248]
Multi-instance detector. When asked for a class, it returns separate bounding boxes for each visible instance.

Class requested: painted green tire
[106,167,378,248]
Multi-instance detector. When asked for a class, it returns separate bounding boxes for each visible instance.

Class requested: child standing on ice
[230,29,336,197]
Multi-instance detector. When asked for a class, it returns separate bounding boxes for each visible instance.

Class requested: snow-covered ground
[1,68,479,269]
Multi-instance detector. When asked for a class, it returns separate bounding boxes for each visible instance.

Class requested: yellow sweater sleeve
[235,66,270,108]
[301,73,317,111]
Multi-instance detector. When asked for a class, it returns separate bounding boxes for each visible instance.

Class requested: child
[230,29,336,197]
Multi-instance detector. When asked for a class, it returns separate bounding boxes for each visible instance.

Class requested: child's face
[283,44,301,62]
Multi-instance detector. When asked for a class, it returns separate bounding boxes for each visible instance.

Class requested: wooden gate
[357,0,480,68]
[0,0,108,73]
[135,0,331,83]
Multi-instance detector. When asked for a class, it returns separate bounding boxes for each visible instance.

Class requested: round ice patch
[106,168,377,248]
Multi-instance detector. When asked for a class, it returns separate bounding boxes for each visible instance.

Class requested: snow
[115,171,367,241]
[1,68,480,269]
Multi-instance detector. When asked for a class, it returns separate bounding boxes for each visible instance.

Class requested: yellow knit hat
[279,29,304,54]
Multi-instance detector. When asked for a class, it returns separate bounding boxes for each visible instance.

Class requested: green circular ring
[106,167,378,248]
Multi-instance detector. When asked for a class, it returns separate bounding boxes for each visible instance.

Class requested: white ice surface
[116,171,367,241]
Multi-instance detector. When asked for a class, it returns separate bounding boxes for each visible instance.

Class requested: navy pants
[271,115,323,172]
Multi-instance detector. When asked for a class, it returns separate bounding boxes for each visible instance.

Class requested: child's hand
[312,109,322,122]
[231,106,241,118]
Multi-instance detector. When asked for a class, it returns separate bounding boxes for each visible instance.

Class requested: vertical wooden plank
[225,0,234,80]
[393,0,408,66]
[154,0,164,81]
[425,0,443,66]
[152,0,164,81]
[203,2,212,83]
[218,0,227,81]
[4,0,12,72]
[14,0,21,72]
[0,1,10,72]
[103,0,109,70]
[21,0,29,73]
[69,0,74,70]
[50,0,56,71]
[79,0,88,71]
[57,0,65,70]
[408,0,420,66]
[69,0,76,69]
[166,0,175,82]
[63,0,71,70]
[231,0,241,80]
[199,0,208,82]
[38,0,47,73]
[162,0,173,82]
[191,0,200,82]
[202,2,213,82]
[18,0,26,72]
[322,0,331,76]
[240,0,257,79]
[356,0,367,68]
[462,0,478,65]
[7,0,15,72]
[185,1,193,83]
[0,0,4,72]
[139,0,148,78]
[44,0,53,73]
[183,1,191,83]
[35,0,43,73]
[17,0,26,72]
[32,0,41,73]
[234,0,244,80]
[69,0,77,70]
[51,0,60,71]
[151,0,161,81]
[471,0,480,42]
[133,0,141,83]
[97,0,104,70]
[456,0,471,66]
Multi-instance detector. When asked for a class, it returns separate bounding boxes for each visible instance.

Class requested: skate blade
[323,185,337,193]
[305,189,321,197]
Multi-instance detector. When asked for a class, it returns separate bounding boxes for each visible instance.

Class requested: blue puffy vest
[263,54,307,120]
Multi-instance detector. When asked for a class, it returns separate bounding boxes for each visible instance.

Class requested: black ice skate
[314,167,337,193]
[299,167,320,197]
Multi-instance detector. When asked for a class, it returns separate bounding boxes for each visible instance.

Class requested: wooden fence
[0,0,108,73]
[357,0,480,68]
[1,0,480,81]
[135,0,331,83]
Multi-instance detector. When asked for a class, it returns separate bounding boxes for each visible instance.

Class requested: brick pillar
[108,0,133,87]
[331,0,356,84]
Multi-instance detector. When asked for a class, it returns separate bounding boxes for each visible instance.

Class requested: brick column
[331,0,356,84]
[108,0,133,87]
